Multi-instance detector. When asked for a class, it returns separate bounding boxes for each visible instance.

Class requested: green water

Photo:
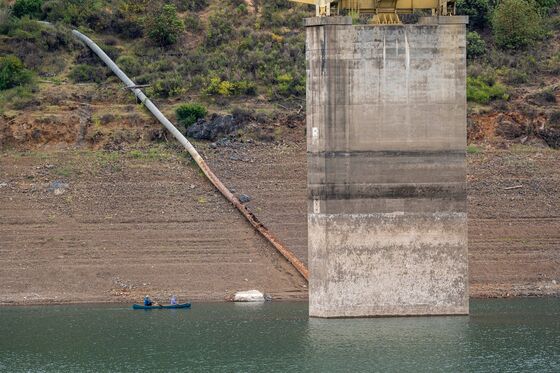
[1,299,559,372]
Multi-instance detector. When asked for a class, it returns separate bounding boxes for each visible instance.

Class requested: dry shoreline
[3,295,559,308]
[0,297,309,307]
[1,142,559,306]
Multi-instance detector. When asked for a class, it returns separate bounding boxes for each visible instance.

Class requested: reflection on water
[0,299,559,372]
[305,316,470,371]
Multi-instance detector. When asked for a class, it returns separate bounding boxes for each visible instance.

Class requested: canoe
[132,302,191,310]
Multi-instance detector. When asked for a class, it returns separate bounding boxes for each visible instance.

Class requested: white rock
[233,290,265,302]
[53,188,65,196]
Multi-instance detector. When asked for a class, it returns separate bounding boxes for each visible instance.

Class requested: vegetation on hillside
[458,0,560,147]
[0,0,307,110]
[0,0,559,147]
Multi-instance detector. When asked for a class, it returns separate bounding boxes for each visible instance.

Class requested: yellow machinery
[290,0,456,24]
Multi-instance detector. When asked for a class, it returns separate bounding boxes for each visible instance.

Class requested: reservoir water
[1,298,559,372]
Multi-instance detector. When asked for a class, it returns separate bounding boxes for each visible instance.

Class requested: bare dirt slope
[0,148,307,305]
[205,139,308,265]
[0,137,559,305]
[467,146,560,297]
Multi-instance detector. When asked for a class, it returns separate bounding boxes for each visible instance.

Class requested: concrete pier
[306,16,469,317]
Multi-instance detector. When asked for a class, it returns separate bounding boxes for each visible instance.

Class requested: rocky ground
[0,146,308,305]
[1,133,559,305]
[467,145,560,297]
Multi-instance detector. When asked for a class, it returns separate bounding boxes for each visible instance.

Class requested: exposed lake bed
[1,298,559,372]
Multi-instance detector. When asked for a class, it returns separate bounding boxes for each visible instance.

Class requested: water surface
[1,299,559,372]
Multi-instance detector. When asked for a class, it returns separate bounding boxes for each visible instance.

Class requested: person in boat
[144,295,153,307]
[170,295,177,305]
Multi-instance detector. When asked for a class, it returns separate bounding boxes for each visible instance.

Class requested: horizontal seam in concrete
[309,212,467,219]
[309,150,466,157]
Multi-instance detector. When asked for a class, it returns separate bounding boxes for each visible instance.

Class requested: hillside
[1,0,560,148]
[0,0,559,304]
[0,0,308,149]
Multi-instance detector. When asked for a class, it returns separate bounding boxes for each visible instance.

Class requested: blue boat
[132,302,191,310]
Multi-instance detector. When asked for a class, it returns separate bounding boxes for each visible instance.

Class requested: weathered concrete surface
[306,16,468,317]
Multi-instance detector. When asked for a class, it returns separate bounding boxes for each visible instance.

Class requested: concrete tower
[306,16,469,317]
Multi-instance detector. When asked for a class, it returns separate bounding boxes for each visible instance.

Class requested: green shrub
[502,68,529,84]
[184,14,201,32]
[235,80,257,95]
[41,24,74,51]
[0,8,11,33]
[205,77,234,95]
[111,10,144,39]
[12,0,43,18]
[517,54,539,73]
[116,55,142,76]
[205,11,234,47]
[549,16,560,31]
[467,76,509,103]
[466,31,486,59]
[492,0,541,50]
[0,84,37,111]
[203,77,256,96]
[41,0,103,27]
[545,53,560,74]
[148,74,185,98]
[174,0,208,11]
[273,73,305,97]
[260,0,292,27]
[69,64,107,83]
[456,0,490,29]
[2,16,73,50]
[175,103,207,128]
[147,58,176,73]
[145,4,184,46]
[0,55,33,90]
[467,144,482,154]
[535,0,560,12]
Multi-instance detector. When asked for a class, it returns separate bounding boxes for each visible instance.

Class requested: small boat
[132,302,191,310]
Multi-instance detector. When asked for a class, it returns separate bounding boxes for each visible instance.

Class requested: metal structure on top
[290,0,456,24]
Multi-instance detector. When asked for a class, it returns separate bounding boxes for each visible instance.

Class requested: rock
[496,118,526,139]
[187,114,237,141]
[186,111,254,141]
[238,194,251,203]
[48,180,69,195]
[0,182,7,188]
[233,290,265,302]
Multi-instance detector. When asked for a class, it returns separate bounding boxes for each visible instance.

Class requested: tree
[456,0,490,29]
[0,55,32,90]
[466,31,486,59]
[145,4,184,46]
[492,0,541,50]
[12,0,43,18]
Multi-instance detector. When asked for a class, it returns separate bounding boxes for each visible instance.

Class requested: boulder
[238,194,251,203]
[233,290,265,302]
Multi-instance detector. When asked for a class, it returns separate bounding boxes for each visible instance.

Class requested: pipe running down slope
[72,30,309,281]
